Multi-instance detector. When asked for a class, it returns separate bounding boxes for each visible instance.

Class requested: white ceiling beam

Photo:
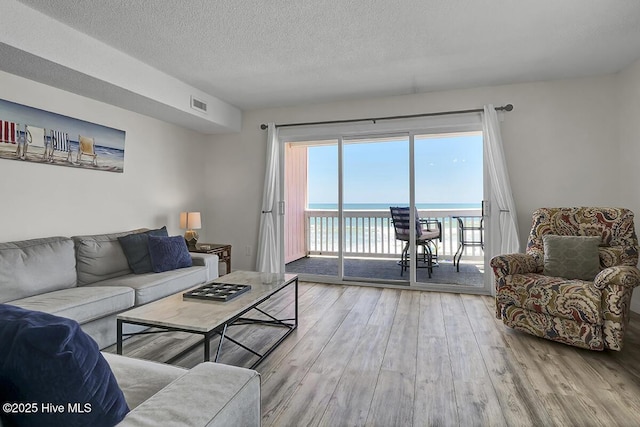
[0,0,241,134]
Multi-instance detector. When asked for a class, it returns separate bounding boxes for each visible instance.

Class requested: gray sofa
[0,230,219,349]
[0,231,262,427]
[105,353,261,426]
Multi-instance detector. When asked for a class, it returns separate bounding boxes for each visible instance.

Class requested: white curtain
[483,104,520,255]
[256,123,282,273]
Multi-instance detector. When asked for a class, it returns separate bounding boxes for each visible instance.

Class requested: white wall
[0,71,208,240]
[204,74,621,272]
[4,56,637,310]
[618,58,640,312]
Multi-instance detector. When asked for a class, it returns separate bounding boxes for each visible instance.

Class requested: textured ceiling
[14,0,640,110]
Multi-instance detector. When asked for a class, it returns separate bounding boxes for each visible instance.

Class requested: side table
[191,243,231,275]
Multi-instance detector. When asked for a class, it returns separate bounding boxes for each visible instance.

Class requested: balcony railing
[305,208,483,260]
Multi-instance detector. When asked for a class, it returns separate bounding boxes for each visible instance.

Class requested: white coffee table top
[117,270,298,333]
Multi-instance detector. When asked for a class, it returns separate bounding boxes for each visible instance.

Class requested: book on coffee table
[183,283,251,302]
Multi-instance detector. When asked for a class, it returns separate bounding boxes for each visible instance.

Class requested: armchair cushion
[497,273,603,325]
[542,235,601,281]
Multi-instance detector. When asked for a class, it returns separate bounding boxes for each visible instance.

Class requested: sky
[307,134,483,205]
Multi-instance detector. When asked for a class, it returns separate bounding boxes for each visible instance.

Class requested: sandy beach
[0,143,123,172]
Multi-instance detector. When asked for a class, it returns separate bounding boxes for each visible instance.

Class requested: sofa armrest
[490,253,538,279]
[190,253,219,281]
[117,362,260,427]
[594,265,640,290]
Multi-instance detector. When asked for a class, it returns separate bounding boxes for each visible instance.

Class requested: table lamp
[180,211,201,250]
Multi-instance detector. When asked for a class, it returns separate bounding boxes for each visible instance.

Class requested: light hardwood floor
[106,282,640,427]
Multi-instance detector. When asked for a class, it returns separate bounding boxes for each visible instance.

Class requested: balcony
[285,208,485,285]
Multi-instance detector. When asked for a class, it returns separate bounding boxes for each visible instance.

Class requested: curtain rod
[260,103,513,130]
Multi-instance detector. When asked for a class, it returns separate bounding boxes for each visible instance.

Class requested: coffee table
[116,271,298,368]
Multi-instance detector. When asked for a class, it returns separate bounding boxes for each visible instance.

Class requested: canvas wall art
[0,98,125,173]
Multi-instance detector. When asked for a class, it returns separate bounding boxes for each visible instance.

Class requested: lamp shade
[179,212,202,230]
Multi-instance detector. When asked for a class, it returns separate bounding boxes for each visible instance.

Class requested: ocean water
[68,140,125,160]
[308,202,480,210]
[305,202,483,255]
[16,131,125,160]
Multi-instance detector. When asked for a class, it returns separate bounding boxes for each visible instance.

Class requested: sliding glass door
[283,127,488,292]
[414,132,485,286]
[284,140,339,281]
[342,135,409,283]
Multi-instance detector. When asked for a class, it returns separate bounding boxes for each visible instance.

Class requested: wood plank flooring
[105,282,640,427]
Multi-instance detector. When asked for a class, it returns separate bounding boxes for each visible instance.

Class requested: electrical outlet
[245,246,252,256]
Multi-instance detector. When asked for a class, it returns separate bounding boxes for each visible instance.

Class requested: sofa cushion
[543,235,601,281]
[101,352,187,410]
[0,237,76,304]
[118,227,169,274]
[118,362,261,427]
[0,305,129,427]
[148,235,193,273]
[9,286,134,324]
[73,231,135,286]
[88,266,208,305]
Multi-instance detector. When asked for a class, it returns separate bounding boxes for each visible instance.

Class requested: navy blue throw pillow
[0,304,129,427]
[148,235,193,273]
[118,227,168,274]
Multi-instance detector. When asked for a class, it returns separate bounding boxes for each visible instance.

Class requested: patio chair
[24,125,48,160]
[390,207,442,278]
[0,120,20,157]
[491,207,640,351]
[49,129,72,163]
[77,135,98,166]
[453,216,484,272]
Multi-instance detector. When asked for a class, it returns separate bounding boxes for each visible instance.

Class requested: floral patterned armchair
[491,207,640,350]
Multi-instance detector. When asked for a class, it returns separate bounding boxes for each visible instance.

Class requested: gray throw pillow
[543,235,601,281]
[118,227,168,274]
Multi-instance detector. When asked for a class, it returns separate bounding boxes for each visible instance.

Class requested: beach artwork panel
[0,98,125,173]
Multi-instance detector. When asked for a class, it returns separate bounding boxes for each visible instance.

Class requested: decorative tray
[183,283,251,302]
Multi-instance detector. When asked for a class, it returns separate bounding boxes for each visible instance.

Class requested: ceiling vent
[190,96,207,113]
